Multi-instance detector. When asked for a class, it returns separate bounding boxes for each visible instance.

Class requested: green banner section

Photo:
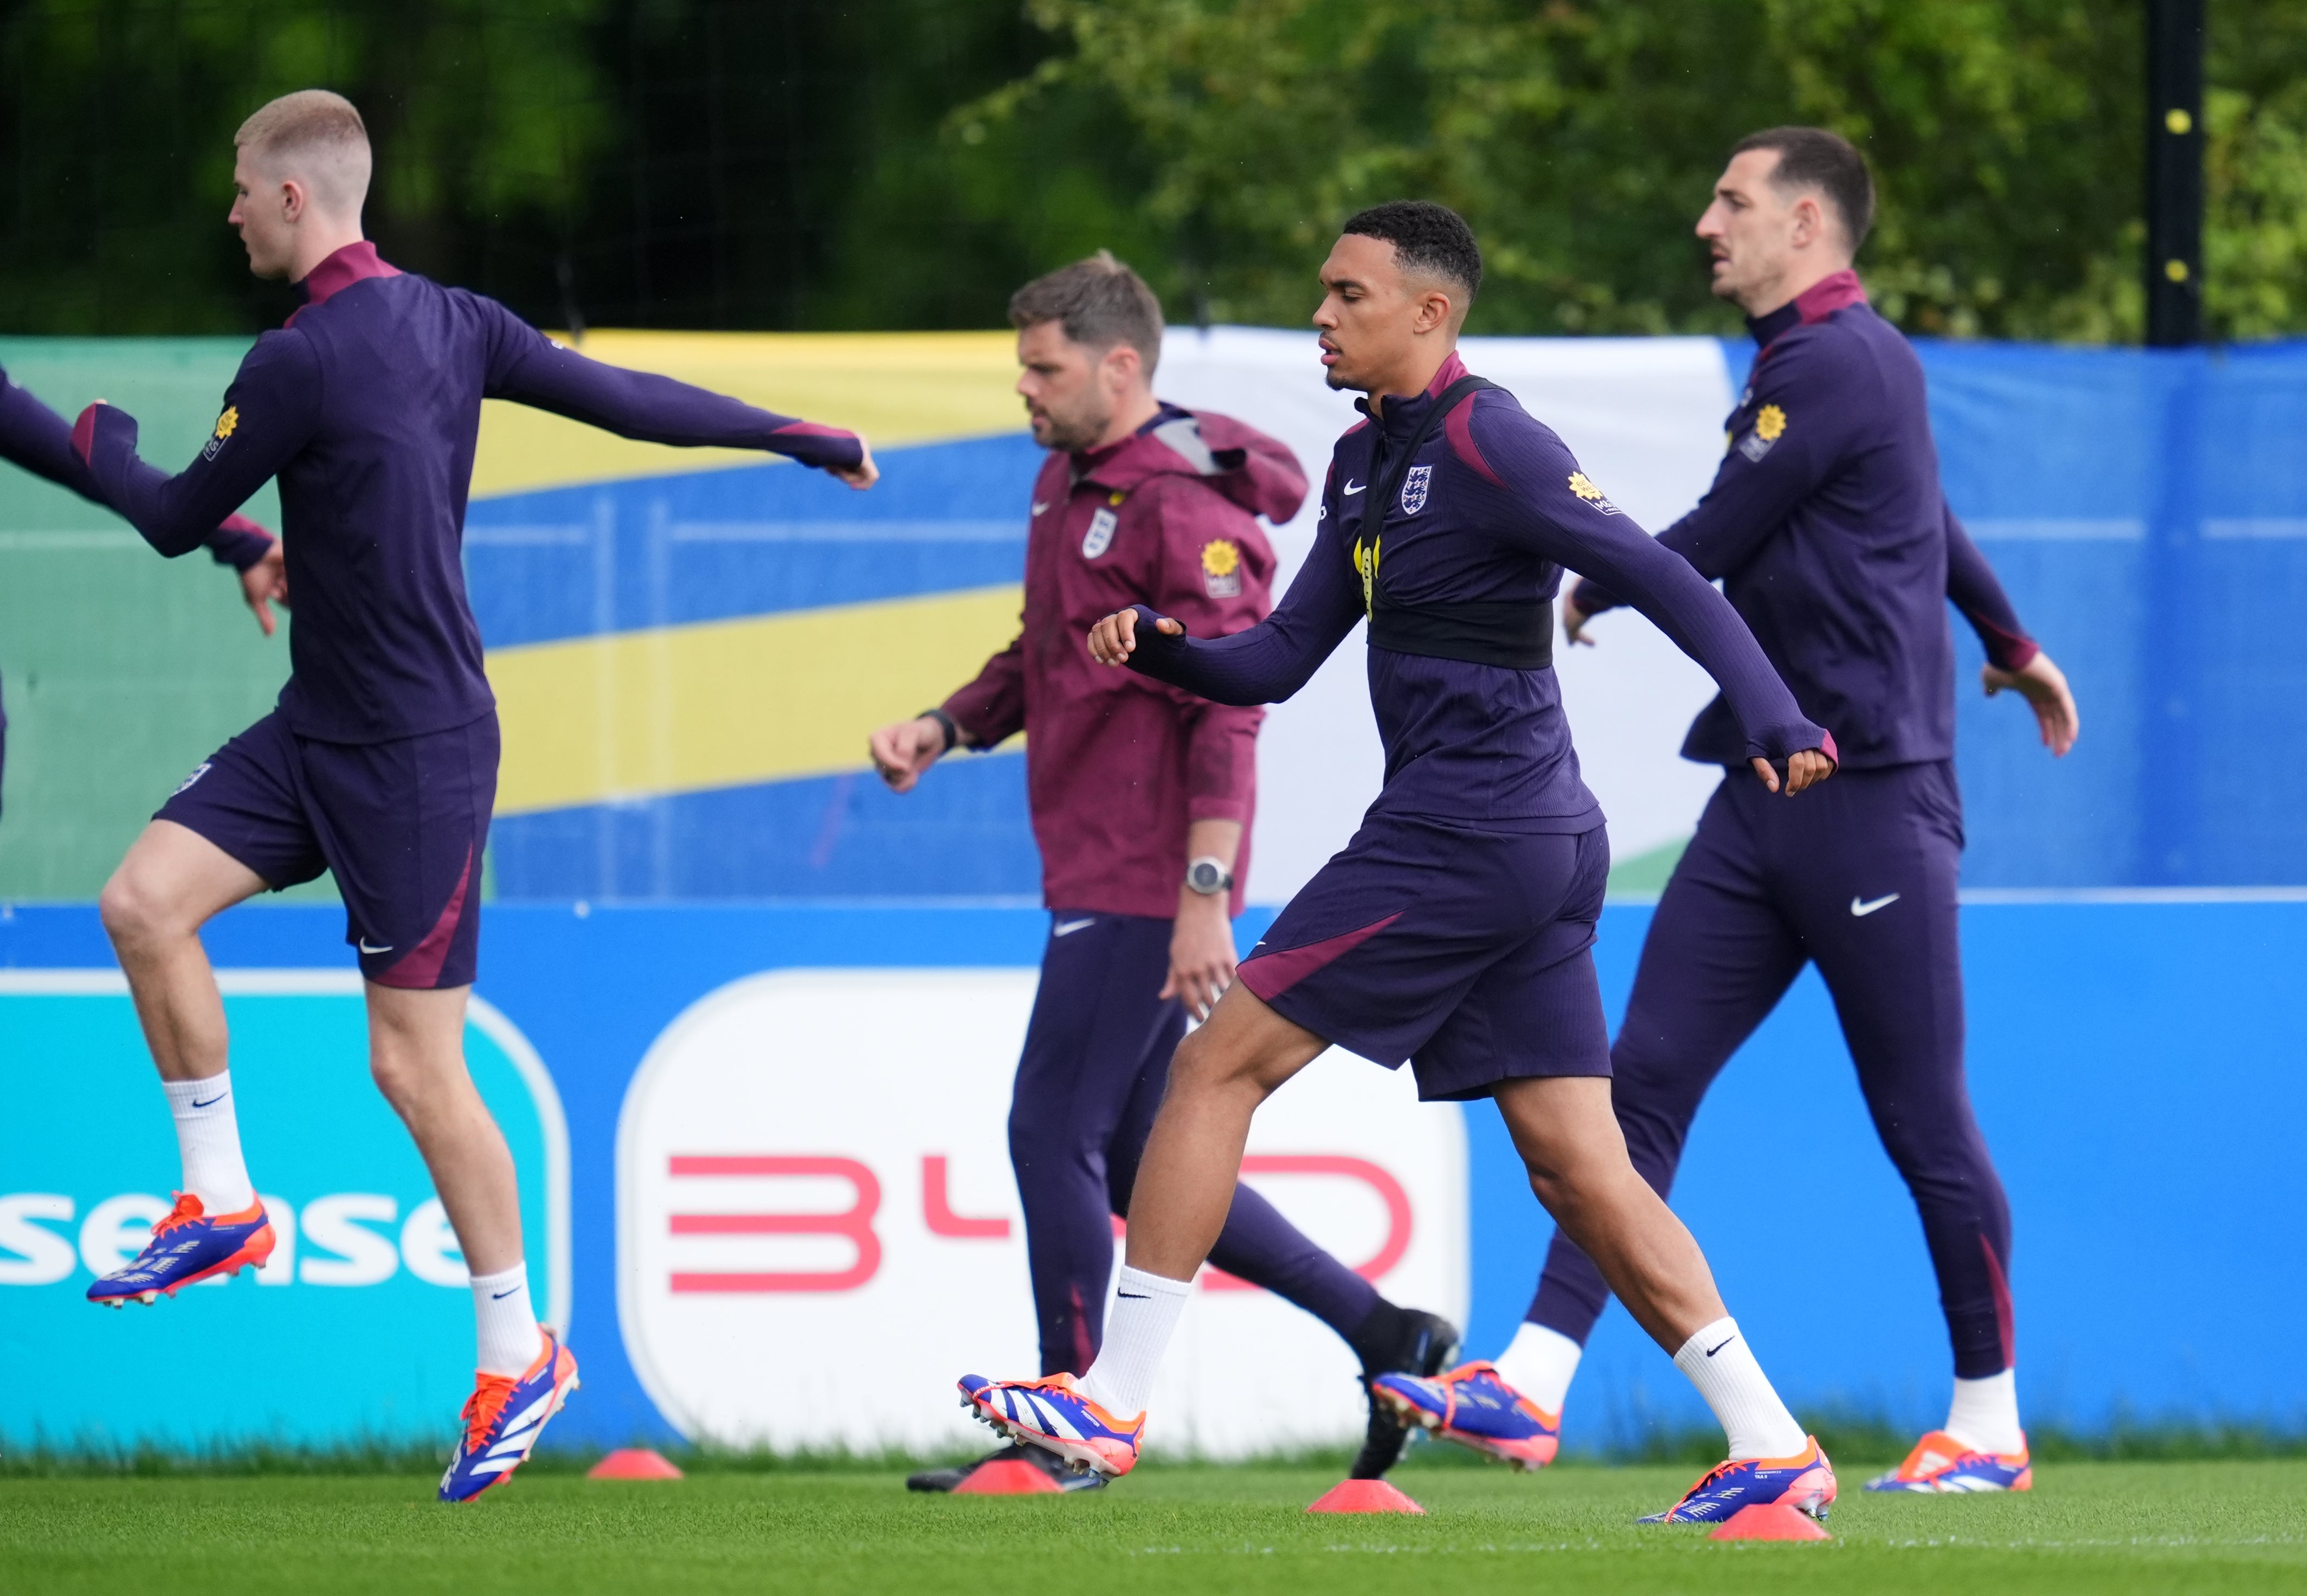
[0,338,307,900]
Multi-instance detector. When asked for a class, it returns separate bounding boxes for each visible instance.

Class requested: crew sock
[1494,1321,1583,1416]
[470,1263,547,1378]
[1943,1368,2024,1455]
[1077,1265,1191,1418]
[162,1072,255,1214]
[1672,1316,1808,1460]
[1345,1297,1414,1373]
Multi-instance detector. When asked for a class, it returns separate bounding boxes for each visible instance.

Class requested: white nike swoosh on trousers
[1850,893,1902,917]
[357,939,394,955]
[1342,480,1366,495]
[1053,918,1097,937]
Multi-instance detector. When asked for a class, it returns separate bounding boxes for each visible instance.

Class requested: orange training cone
[588,1447,684,1480]
[1307,1479,1426,1514]
[952,1457,1063,1495]
[1708,1503,1831,1541]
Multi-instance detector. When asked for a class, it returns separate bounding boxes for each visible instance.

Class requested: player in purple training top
[0,364,283,820]
[949,202,1847,1528]
[871,254,1455,1493]
[70,91,875,1502]
[1397,129,2078,1498]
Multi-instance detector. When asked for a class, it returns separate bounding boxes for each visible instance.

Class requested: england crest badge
[1081,507,1118,559]
[1401,464,1433,515]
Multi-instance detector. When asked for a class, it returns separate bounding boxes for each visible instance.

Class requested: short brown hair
[1732,126,1874,250]
[236,89,371,215]
[1008,251,1164,374]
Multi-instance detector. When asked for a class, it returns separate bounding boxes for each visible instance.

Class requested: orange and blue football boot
[437,1328,580,1503]
[957,1373,1144,1478]
[1640,1436,1837,1524]
[1372,1362,1560,1470]
[85,1192,274,1306]
[1866,1431,2032,1493]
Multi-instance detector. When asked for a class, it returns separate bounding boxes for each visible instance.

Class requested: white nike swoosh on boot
[1850,893,1901,917]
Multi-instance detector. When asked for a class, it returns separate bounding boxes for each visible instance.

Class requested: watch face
[1188,860,1225,893]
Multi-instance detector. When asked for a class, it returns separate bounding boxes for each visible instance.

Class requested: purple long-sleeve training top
[74,241,865,745]
[1125,352,1833,833]
[1574,270,2040,770]
[1,363,275,571]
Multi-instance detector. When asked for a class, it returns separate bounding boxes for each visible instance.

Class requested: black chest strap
[1355,376,1556,671]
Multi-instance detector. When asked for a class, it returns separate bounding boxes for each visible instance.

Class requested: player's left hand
[1750,748,1835,796]
[832,437,879,490]
[1983,651,2079,757]
[1162,894,1236,1022]
[239,539,289,637]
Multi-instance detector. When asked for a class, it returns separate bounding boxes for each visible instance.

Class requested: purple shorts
[157,710,496,989]
[1239,816,1612,1101]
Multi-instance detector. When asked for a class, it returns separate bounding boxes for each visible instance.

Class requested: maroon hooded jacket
[943,406,1306,918]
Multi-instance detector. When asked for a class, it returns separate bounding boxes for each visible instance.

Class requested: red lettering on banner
[1202,1155,1413,1292]
[666,1155,881,1292]
[921,1155,1010,1239]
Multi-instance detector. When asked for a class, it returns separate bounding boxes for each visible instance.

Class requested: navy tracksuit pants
[1010,911,1380,1376]
[1528,761,2016,1379]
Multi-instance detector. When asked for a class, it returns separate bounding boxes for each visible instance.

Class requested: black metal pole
[2145,0,2205,346]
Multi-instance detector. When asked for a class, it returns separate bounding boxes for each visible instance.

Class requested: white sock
[1673,1317,1807,1460]
[1077,1265,1192,1418]
[1492,1322,1582,1416]
[162,1073,255,1214]
[1944,1368,2024,1454]
[470,1262,546,1378]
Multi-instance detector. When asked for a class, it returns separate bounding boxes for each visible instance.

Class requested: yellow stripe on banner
[474,330,1025,498]
[487,585,1024,815]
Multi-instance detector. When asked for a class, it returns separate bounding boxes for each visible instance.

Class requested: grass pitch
[5,1458,2305,1594]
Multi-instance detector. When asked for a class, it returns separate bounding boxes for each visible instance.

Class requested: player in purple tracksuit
[872,255,1455,1493]
[69,91,874,1502]
[951,203,1848,1527]
[0,364,281,819]
[1460,128,2078,1497]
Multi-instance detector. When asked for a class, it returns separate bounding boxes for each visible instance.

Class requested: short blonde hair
[236,90,371,216]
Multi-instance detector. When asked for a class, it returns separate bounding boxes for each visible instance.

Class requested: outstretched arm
[480,301,874,486]
[1092,507,1363,706]
[1465,397,1834,790]
[71,335,319,561]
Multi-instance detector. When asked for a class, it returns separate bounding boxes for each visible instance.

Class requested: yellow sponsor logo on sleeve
[1755,403,1787,442]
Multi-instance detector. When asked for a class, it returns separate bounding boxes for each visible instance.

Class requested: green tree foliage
[4,0,2306,342]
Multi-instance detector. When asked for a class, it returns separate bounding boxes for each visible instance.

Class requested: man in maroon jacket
[871,253,1455,1491]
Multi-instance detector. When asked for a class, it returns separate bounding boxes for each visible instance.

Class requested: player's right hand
[1087,608,1182,666]
[868,715,945,793]
[240,539,289,637]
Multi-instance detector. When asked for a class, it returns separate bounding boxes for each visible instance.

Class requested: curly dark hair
[1340,200,1483,305]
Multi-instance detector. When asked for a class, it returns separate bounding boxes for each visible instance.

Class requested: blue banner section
[492,749,1042,903]
[464,433,1042,648]
[3,897,2298,1450]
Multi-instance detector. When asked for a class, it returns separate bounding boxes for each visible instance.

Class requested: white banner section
[1154,327,1738,902]
[618,968,1467,1458]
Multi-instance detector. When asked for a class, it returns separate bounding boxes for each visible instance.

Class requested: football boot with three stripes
[1372,1361,1561,1470]
[1640,1435,1838,1524]
[957,1373,1144,1478]
[438,1328,580,1502]
[85,1192,274,1306]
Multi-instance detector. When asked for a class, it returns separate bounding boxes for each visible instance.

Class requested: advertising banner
[0,968,564,1449]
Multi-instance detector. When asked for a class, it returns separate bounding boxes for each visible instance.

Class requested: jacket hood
[1074,408,1307,523]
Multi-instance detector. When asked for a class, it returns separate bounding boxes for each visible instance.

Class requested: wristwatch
[1185,856,1235,896]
